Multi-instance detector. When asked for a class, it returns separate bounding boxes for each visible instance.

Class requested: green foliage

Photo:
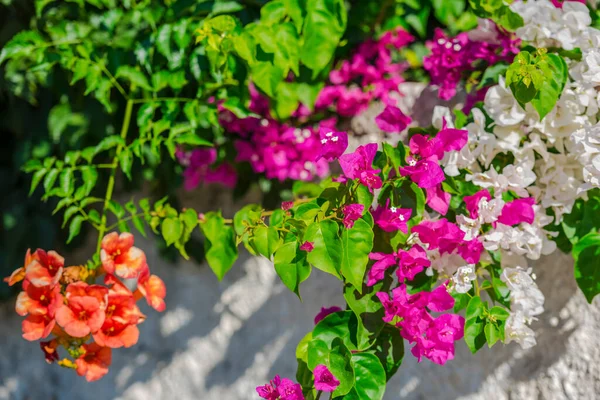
[468,0,524,31]
[506,49,568,120]
[573,232,600,303]
[199,211,239,280]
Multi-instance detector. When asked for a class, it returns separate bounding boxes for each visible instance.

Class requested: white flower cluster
[501,266,545,349]
[436,0,600,349]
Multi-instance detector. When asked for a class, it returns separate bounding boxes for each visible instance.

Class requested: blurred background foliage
[0,0,479,299]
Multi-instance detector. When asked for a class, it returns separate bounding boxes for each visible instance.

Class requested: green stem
[315,391,323,400]
[95,99,134,254]
[96,60,128,99]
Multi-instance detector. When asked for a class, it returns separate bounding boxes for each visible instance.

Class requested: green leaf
[283,0,305,33]
[94,136,125,155]
[43,169,59,192]
[116,66,152,91]
[374,326,404,381]
[29,169,47,195]
[300,0,346,76]
[328,338,355,397]
[250,61,284,97]
[273,241,311,297]
[162,218,182,246]
[200,211,239,280]
[62,206,80,228]
[261,0,286,24]
[464,296,487,353]
[80,166,98,196]
[484,322,501,348]
[344,353,386,400]
[59,169,74,196]
[313,310,357,350]
[307,339,330,370]
[174,132,213,146]
[573,232,600,303]
[304,220,342,278]
[531,54,568,120]
[67,215,84,244]
[119,150,133,180]
[250,226,280,258]
[341,217,374,293]
[296,332,312,362]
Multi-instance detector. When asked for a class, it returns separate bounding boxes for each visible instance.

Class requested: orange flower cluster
[4,232,166,382]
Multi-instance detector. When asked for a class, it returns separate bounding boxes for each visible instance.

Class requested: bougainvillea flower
[497,197,536,226]
[375,105,412,133]
[426,185,451,215]
[75,343,112,382]
[40,339,59,364]
[318,127,348,161]
[314,306,343,325]
[436,125,468,154]
[313,364,340,392]
[137,269,166,312]
[55,282,108,337]
[430,313,465,343]
[339,143,382,190]
[25,249,64,288]
[455,238,484,264]
[22,314,55,341]
[397,245,431,282]
[276,378,305,400]
[100,232,147,279]
[16,279,63,318]
[282,201,294,211]
[367,252,398,286]
[93,280,144,348]
[372,199,412,233]
[257,375,305,400]
[413,219,464,250]
[256,375,281,400]
[464,189,492,219]
[342,204,364,229]
[426,285,455,312]
[299,241,315,252]
[400,159,445,188]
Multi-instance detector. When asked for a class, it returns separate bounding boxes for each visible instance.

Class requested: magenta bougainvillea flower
[377,284,463,365]
[314,306,343,325]
[426,185,452,215]
[367,252,398,286]
[313,364,340,392]
[300,242,315,252]
[256,375,305,400]
[338,143,382,190]
[318,127,348,161]
[375,105,412,133]
[497,197,536,226]
[372,199,412,233]
[177,148,237,191]
[464,189,492,219]
[397,245,431,282]
[342,204,365,229]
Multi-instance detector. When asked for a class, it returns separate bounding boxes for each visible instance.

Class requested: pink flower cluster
[413,219,484,264]
[377,284,464,365]
[176,148,237,191]
[401,124,468,215]
[256,375,304,400]
[217,85,348,183]
[368,244,430,286]
[465,189,536,227]
[315,27,415,117]
[423,27,519,101]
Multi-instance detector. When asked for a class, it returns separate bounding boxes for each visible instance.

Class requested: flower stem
[315,391,323,400]
[95,99,134,254]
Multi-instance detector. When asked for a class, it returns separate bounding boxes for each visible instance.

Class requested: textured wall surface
[1,84,599,400]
